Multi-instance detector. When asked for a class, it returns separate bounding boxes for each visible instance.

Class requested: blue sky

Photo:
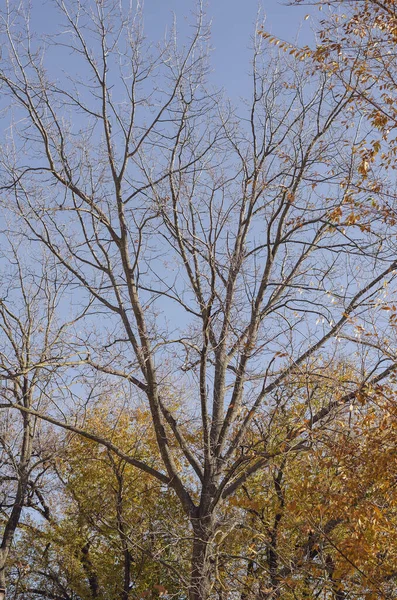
[31,0,315,102]
[143,0,315,98]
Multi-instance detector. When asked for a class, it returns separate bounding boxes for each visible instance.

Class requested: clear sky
[31,0,315,102]
[143,0,315,98]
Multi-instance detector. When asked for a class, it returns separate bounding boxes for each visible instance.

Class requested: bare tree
[0,1,396,599]
[0,238,80,597]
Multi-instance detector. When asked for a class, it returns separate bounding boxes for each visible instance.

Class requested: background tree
[219,370,397,599]
[0,241,77,596]
[1,1,397,599]
[8,403,188,600]
[9,372,397,600]
[289,0,397,206]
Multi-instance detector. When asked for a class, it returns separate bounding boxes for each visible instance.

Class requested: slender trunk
[0,472,29,600]
[0,409,32,600]
[115,478,132,600]
[263,463,285,600]
[122,548,132,600]
[189,515,214,600]
[81,543,99,598]
[265,524,281,599]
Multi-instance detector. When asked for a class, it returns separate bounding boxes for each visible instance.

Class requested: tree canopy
[1,1,397,599]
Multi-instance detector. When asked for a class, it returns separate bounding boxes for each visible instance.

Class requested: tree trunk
[0,447,31,600]
[189,516,214,600]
